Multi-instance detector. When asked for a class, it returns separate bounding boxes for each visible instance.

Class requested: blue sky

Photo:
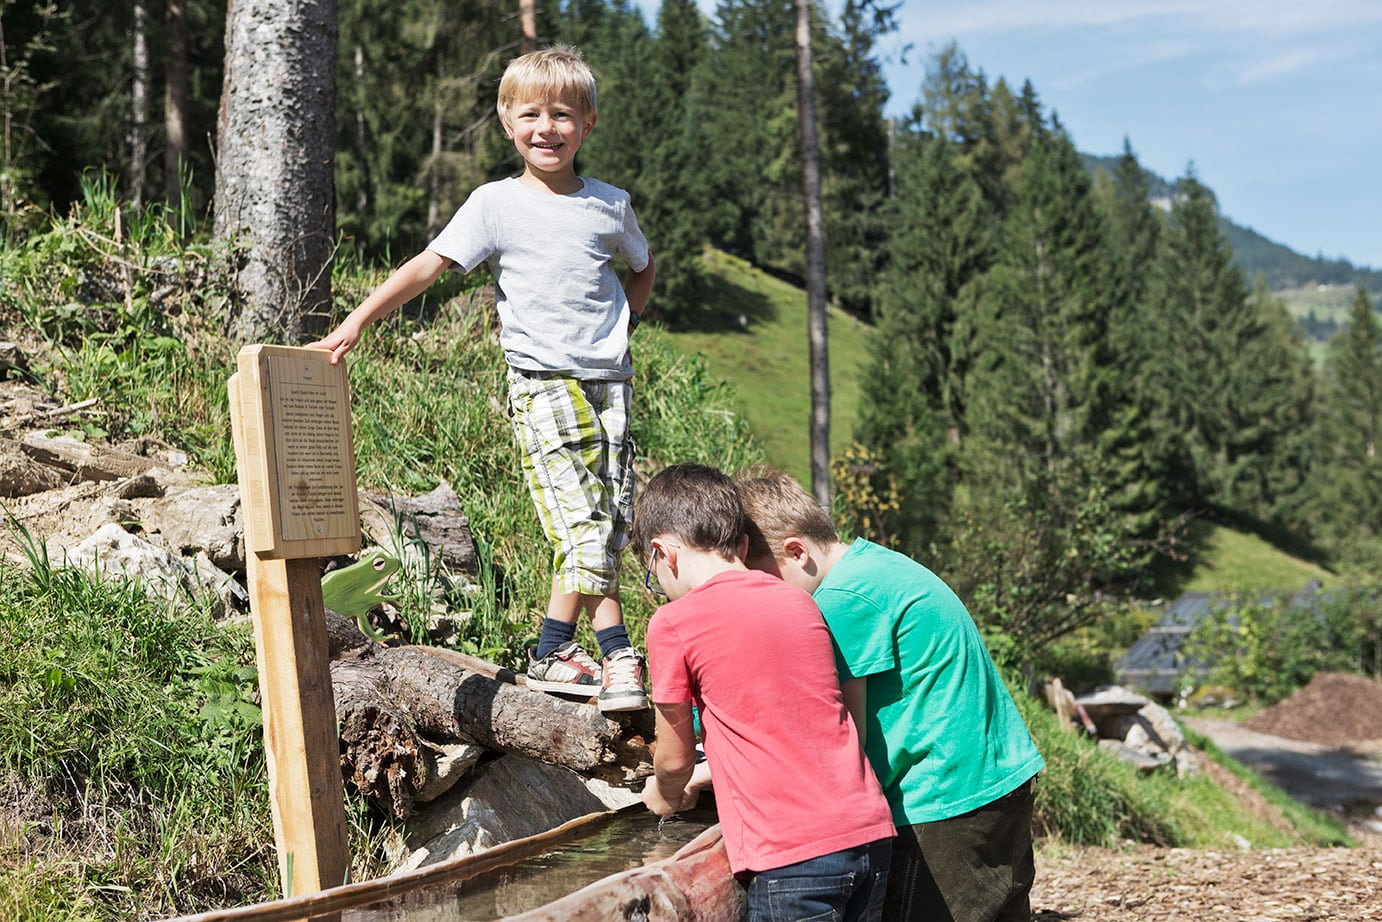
[874,1,1382,270]
[634,0,1382,270]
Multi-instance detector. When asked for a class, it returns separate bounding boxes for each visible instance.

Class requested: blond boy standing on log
[310,46,655,712]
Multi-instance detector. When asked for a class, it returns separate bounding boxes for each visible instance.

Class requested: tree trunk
[130,0,149,206]
[520,0,537,53]
[164,0,191,209]
[794,0,830,507]
[426,52,444,236]
[327,619,653,819]
[214,0,338,343]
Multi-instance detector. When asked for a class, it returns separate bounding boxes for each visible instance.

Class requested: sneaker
[526,641,602,696]
[599,647,649,712]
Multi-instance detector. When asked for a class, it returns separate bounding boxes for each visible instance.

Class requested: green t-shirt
[815,539,1045,825]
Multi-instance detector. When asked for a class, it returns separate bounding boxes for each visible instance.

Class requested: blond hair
[735,466,839,561]
[496,45,597,130]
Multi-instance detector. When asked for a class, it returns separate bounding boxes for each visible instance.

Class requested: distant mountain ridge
[1082,154,1382,295]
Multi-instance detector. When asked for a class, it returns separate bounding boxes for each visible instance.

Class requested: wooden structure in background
[228,344,360,896]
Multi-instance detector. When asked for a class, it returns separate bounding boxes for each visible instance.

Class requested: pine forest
[4,0,1382,660]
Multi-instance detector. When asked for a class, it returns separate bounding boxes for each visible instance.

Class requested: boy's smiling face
[506,95,595,191]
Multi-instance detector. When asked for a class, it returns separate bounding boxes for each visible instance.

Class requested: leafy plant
[1181,587,1382,704]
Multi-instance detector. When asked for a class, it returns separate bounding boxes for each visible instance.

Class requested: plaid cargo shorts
[507,368,635,596]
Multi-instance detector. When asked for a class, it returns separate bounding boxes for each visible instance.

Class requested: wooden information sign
[228,344,356,898]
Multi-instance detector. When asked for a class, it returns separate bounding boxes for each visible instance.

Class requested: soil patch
[1245,673,1382,748]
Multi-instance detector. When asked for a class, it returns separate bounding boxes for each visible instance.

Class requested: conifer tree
[336,0,508,257]
[946,119,1150,650]
[813,0,893,317]
[1311,286,1382,561]
[1233,278,1317,524]
[1144,173,1314,519]
[964,119,1114,477]
[1093,138,1174,541]
[854,128,995,553]
[618,0,712,323]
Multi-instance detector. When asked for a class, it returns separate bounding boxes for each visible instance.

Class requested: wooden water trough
[166,816,744,921]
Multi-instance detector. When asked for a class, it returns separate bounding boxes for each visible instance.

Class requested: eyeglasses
[643,542,681,599]
[644,547,667,598]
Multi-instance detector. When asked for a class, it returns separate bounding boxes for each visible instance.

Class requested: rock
[394,754,641,871]
[360,481,477,577]
[59,523,203,603]
[1097,738,1164,772]
[0,341,34,381]
[143,483,245,573]
[1075,687,1149,727]
[414,741,486,805]
[20,431,162,482]
[0,438,63,497]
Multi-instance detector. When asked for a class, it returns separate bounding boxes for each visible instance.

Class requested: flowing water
[338,805,719,920]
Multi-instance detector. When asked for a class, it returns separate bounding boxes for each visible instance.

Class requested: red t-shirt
[646,568,895,873]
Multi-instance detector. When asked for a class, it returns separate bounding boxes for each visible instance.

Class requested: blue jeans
[745,838,892,922]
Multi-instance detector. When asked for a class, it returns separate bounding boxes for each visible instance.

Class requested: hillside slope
[661,250,870,484]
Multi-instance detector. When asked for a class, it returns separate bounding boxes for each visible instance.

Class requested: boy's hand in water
[679,760,712,809]
[641,774,684,817]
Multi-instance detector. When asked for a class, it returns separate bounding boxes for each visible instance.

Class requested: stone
[0,439,62,497]
[413,741,486,805]
[395,753,641,872]
[144,484,245,573]
[59,523,202,603]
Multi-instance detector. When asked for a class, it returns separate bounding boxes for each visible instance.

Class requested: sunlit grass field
[659,249,870,484]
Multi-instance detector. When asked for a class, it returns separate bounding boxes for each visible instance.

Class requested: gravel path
[1027,699,1382,922]
[1032,844,1382,921]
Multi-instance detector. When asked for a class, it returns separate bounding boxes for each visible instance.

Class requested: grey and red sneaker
[598,647,649,712]
[526,641,602,696]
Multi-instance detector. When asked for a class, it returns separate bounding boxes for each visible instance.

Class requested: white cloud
[1230,47,1327,86]
[896,0,1382,42]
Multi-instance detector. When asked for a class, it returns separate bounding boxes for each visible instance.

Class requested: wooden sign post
[228,344,360,896]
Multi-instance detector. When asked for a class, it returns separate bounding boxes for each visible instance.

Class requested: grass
[0,540,275,918]
[1016,684,1352,850]
[336,276,765,663]
[661,249,870,484]
[1155,518,1333,597]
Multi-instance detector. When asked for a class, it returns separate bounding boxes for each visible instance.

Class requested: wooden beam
[229,344,358,896]
[246,553,351,893]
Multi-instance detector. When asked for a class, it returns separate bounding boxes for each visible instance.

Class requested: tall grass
[0,533,275,917]
[334,275,764,662]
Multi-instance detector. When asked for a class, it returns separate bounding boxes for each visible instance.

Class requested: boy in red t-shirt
[635,463,894,922]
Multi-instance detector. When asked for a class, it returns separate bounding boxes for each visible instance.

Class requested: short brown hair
[496,45,597,130]
[735,466,838,561]
[631,463,744,565]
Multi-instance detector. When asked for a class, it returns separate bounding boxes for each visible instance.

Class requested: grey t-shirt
[428,176,651,380]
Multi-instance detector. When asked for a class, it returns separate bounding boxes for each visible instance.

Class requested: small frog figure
[320,548,402,642]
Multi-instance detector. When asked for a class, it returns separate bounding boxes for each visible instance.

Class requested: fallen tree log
[326,615,654,818]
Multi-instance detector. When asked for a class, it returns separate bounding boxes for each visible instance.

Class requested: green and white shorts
[507,368,636,596]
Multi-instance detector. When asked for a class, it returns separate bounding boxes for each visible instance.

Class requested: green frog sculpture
[320,548,402,643]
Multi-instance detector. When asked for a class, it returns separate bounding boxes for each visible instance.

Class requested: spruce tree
[628,0,713,323]
[1093,138,1173,543]
[947,119,1150,651]
[854,128,994,554]
[1311,285,1382,561]
[813,0,893,317]
[1145,172,1315,520]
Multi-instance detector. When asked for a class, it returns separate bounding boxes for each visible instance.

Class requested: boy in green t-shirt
[737,467,1045,922]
